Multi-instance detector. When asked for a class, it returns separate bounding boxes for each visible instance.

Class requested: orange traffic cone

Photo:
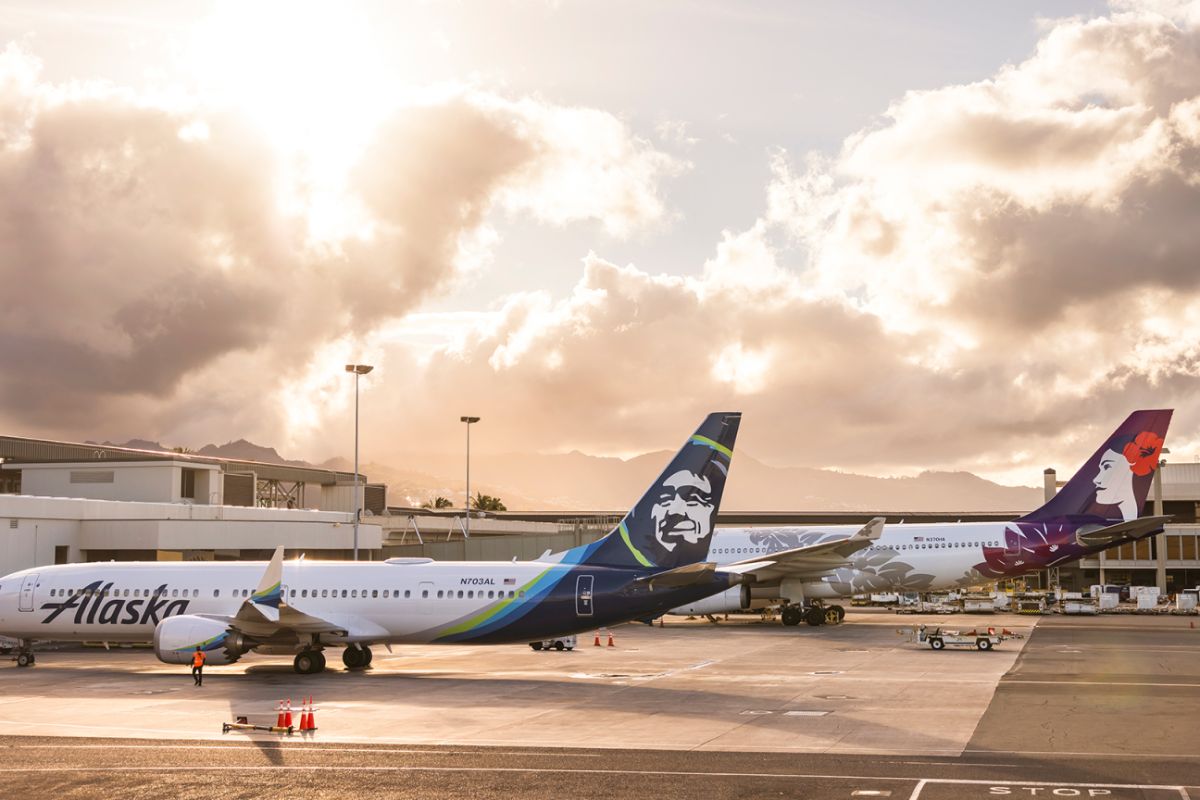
[606,630,615,647]
[276,700,285,728]
[593,631,601,647]
[298,697,310,731]
[306,698,318,732]
[283,698,293,729]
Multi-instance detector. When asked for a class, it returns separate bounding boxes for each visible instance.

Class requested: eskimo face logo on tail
[1093,431,1164,522]
[651,470,715,552]
[38,581,191,626]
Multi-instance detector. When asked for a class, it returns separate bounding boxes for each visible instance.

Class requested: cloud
[369,1,1200,484]
[0,45,681,445]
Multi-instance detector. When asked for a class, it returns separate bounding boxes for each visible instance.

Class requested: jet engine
[153,615,248,665]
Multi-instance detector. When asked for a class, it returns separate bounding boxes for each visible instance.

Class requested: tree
[420,496,453,509]
[471,492,506,512]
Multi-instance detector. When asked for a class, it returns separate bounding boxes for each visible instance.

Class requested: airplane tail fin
[582,412,741,571]
[1020,409,1172,524]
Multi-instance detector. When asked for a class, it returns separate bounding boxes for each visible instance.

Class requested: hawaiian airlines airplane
[0,413,752,674]
[672,409,1172,627]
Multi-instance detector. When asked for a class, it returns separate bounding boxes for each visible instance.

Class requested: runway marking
[6,744,605,757]
[1003,679,1200,688]
[0,765,1191,797]
[906,777,1191,799]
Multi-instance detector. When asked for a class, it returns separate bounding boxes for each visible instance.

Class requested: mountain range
[96,438,1041,513]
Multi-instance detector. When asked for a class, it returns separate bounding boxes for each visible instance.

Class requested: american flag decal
[913,536,924,542]
[503,578,516,585]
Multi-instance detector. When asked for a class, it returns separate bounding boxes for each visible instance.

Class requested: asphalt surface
[1,612,1197,799]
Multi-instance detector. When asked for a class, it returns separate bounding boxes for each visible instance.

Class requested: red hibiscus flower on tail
[1123,431,1164,477]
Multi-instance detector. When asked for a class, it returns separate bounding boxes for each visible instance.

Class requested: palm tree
[420,496,453,509]
[471,492,507,512]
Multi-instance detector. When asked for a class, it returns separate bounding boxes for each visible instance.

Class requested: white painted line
[783,710,830,717]
[851,791,891,797]
[908,779,926,799]
[1004,679,1200,688]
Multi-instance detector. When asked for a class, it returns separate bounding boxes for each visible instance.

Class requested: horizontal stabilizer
[1075,515,1171,548]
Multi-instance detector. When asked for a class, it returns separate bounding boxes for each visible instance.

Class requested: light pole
[1154,448,1170,592]
[345,364,374,561]
[460,416,480,537]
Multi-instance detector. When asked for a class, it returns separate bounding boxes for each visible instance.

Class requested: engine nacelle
[153,615,245,665]
[669,585,761,616]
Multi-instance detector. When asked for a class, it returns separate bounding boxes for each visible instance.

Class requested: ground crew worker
[191,646,206,686]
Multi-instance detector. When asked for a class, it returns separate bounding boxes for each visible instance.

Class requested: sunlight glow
[189,1,396,246]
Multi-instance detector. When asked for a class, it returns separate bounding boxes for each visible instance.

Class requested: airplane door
[18,574,39,612]
[418,581,435,615]
[575,575,594,617]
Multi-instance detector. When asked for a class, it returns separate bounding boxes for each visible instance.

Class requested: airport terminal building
[2,434,1200,592]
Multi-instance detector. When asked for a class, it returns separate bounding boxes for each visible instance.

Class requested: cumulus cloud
[376,0,1200,483]
[0,45,682,446]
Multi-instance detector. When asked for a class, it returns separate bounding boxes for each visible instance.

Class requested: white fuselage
[674,522,1014,615]
[0,559,556,645]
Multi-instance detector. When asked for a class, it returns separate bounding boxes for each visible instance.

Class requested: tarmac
[1,608,1197,799]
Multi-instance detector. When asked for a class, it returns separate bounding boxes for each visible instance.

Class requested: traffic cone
[606,630,615,647]
[283,698,293,729]
[298,698,310,732]
[276,700,285,728]
[593,631,601,647]
[306,698,318,732]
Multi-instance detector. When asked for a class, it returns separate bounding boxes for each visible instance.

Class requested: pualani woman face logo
[651,469,716,552]
[1093,430,1164,522]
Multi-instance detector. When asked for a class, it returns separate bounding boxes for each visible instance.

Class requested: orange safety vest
[192,651,206,668]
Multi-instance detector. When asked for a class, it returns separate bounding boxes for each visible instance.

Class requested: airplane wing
[632,561,717,589]
[719,517,885,583]
[1074,515,1172,548]
[201,546,361,640]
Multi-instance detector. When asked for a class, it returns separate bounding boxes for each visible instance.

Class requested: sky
[2,0,1200,485]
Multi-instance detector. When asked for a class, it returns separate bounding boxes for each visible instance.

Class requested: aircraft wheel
[362,646,373,666]
[976,638,992,651]
[342,646,367,669]
[530,642,544,651]
[294,650,323,675]
[16,653,32,668]
[781,606,803,627]
[831,605,845,623]
[554,641,565,651]
[930,638,945,650]
[805,606,826,626]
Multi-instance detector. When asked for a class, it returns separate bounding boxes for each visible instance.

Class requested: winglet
[250,546,284,609]
[857,517,886,541]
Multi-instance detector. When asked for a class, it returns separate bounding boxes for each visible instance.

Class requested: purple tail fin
[1021,409,1172,524]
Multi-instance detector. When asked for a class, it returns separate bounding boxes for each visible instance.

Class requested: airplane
[0,413,752,674]
[671,409,1172,627]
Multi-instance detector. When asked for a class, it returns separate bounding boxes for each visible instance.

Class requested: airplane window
[488,590,495,599]
[321,589,328,598]
[421,590,428,598]
[508,591,515,598]
[289,589,296,598]
[50,589,56,597]
[437,590,444,599]
[351,590,358,598]
[193,589,199,597]
[404,590,411,599]
[518,590,526,599]
[301,589,307,597]
[212,589,219,598]
[457,590,464,599]
[171,589,178,598]
[341,590,348,598]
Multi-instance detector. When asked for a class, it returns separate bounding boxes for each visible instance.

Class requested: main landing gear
[293,650,327,675]
[342,644,373,670]
[14,640,35,667]
[780,604,845,627]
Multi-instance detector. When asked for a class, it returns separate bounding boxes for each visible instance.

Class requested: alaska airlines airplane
[0,413,744,674]
[672,409,1172,627]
